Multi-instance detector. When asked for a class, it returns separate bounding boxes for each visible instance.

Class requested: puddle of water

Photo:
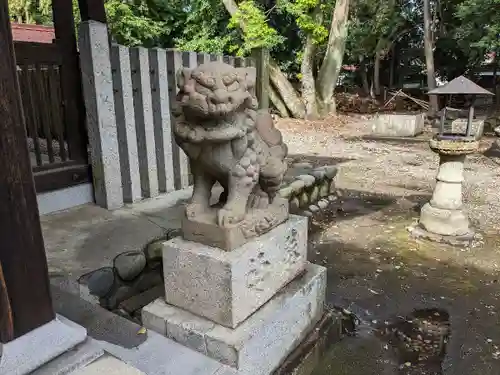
[374,308,450,374]
[290,306,451,375]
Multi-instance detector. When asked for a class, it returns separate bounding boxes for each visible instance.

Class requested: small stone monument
[410,76,494,245]
[142,62,326,374]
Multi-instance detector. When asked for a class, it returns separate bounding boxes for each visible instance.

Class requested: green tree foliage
[456,0,500,51]
[174,0,236,53]
[228,0,285,54]
[278,0,329,45]
[422,0,498,80]
[9,0,499,116]
[104,0,184,47]
[8,0,48,23]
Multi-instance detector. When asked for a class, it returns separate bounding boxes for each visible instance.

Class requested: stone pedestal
[415,138,478,243]
[142,215,327,374]
[182,197,289,251]
[0,315,89,375]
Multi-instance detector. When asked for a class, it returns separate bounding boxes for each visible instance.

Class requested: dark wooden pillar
[0,0,54,342]
[78,0,107,22]
[52,0,88,163]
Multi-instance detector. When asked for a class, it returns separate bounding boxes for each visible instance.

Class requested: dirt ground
[276,115,500,375]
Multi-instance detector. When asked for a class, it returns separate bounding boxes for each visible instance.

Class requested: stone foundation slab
[142,263,326,374]
[408,224,475,246]
[0,315,87,375]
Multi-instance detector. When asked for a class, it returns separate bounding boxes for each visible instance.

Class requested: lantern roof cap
[428,75,494,95]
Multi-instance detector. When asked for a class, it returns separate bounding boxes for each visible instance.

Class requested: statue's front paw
[248,192,269,209]
[186,202,209,219]
[217,207,246,227]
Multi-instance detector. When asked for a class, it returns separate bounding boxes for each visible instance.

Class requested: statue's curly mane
[173,62,285,151]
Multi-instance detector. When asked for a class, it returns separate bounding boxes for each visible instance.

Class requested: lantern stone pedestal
[410,138,479,245]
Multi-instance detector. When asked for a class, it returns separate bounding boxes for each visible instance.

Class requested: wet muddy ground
[307,192,500,375]
[277,117,500,375]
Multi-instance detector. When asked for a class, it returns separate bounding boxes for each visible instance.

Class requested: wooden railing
[14,41,90,193]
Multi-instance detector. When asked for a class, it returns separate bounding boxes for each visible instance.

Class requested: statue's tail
[255,110,288,200]
[259,150,287,200]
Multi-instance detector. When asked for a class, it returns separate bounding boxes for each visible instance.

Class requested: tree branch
[221,0,305,118]
[317,0,350,108]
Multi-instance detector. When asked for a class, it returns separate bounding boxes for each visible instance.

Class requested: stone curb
[278,165,338,213]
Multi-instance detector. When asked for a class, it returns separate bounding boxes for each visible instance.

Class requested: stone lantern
[412,76,494,244]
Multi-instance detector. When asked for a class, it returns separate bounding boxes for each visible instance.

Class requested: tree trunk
[389,44,396,88]
[316,0,350,116]
[423,0,439,114]
[268,60,305,118]
[268,83,290,118]
[373,52,381,97]
[221,0,305,118]
[359,56,370,96]
[492,50,500,109]
[301,34,319,119]
[372,34,392,98]
[221,0,239,16]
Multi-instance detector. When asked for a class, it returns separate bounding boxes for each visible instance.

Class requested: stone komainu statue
[172,62,288,227]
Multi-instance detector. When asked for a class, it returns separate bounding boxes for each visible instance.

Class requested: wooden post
[251,48,270,110]
[0,262,13,343]
[0,0,54,342]
[78,0,107,23]
[53,0,88,163]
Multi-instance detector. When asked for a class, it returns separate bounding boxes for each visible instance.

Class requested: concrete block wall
[79,20,254,209]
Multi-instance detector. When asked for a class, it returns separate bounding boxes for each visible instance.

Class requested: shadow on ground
[287,155,356,167]
[307,189,500,375]
[347,135,431,145]
[482,141,500,166]
[308,188,430,235]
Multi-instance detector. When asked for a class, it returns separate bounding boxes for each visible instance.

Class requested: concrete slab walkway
[41,188,193,279]
[50,284,236,375]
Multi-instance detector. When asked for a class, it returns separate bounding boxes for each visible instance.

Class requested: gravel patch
[277,116,500,234]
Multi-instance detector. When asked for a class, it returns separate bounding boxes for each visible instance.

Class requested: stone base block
[142,263,326,375]
[162,215,308,328]
[419,202,472,237]
[372,113,425,137]
[408,224,475,246]
[0,315,87,375]
[182,197,289,251]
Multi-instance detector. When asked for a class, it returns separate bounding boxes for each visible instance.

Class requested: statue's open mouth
[180,93,246,119]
